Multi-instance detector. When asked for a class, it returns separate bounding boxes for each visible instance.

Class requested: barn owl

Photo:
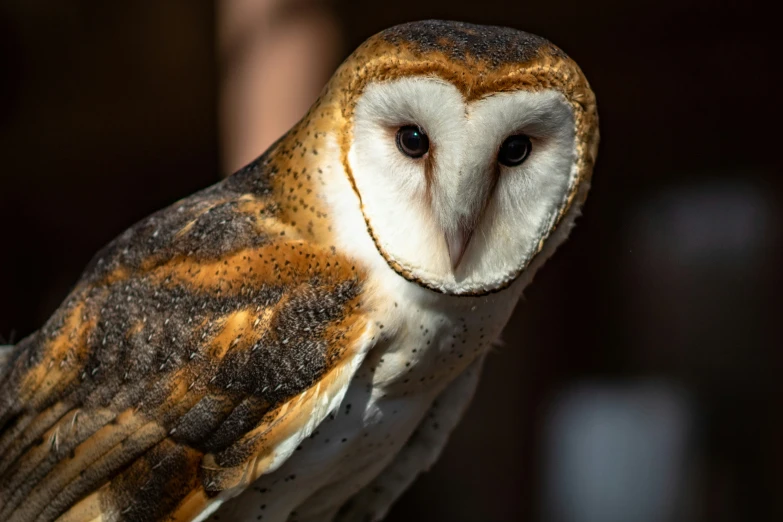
[0,20,598,522]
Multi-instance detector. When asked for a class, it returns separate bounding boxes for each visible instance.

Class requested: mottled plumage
[0,20,598,522]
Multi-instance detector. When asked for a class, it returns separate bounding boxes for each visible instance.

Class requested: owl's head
[316,21,599,296]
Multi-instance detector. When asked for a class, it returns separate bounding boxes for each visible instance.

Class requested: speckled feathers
[0,160,373,522]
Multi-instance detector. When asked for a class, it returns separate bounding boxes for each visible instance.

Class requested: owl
[0,20,598,522]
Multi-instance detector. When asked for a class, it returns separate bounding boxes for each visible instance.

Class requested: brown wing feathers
[0,164,368,522]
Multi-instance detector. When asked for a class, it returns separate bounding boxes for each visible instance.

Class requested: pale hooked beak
[445,225,474,271]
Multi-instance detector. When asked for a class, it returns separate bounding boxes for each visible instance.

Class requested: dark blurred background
[1,1,781,521]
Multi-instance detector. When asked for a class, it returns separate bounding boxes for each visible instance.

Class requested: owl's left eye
[396,126,429,158]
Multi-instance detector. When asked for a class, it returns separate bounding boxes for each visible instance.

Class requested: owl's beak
[445,225,474,271]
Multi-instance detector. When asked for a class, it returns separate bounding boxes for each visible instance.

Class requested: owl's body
[0,21,597,522]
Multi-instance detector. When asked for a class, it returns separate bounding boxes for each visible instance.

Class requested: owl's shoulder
[80,155,279,285]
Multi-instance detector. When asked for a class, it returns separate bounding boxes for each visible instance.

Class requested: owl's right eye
[396,126,429,158]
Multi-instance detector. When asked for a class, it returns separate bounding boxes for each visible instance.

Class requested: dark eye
[498,134,532,167]
[396,125,429,158]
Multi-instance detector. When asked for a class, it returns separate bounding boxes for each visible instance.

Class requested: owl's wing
[0,165,374,522]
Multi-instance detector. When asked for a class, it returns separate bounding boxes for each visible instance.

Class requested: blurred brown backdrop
[1,1,781,521]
